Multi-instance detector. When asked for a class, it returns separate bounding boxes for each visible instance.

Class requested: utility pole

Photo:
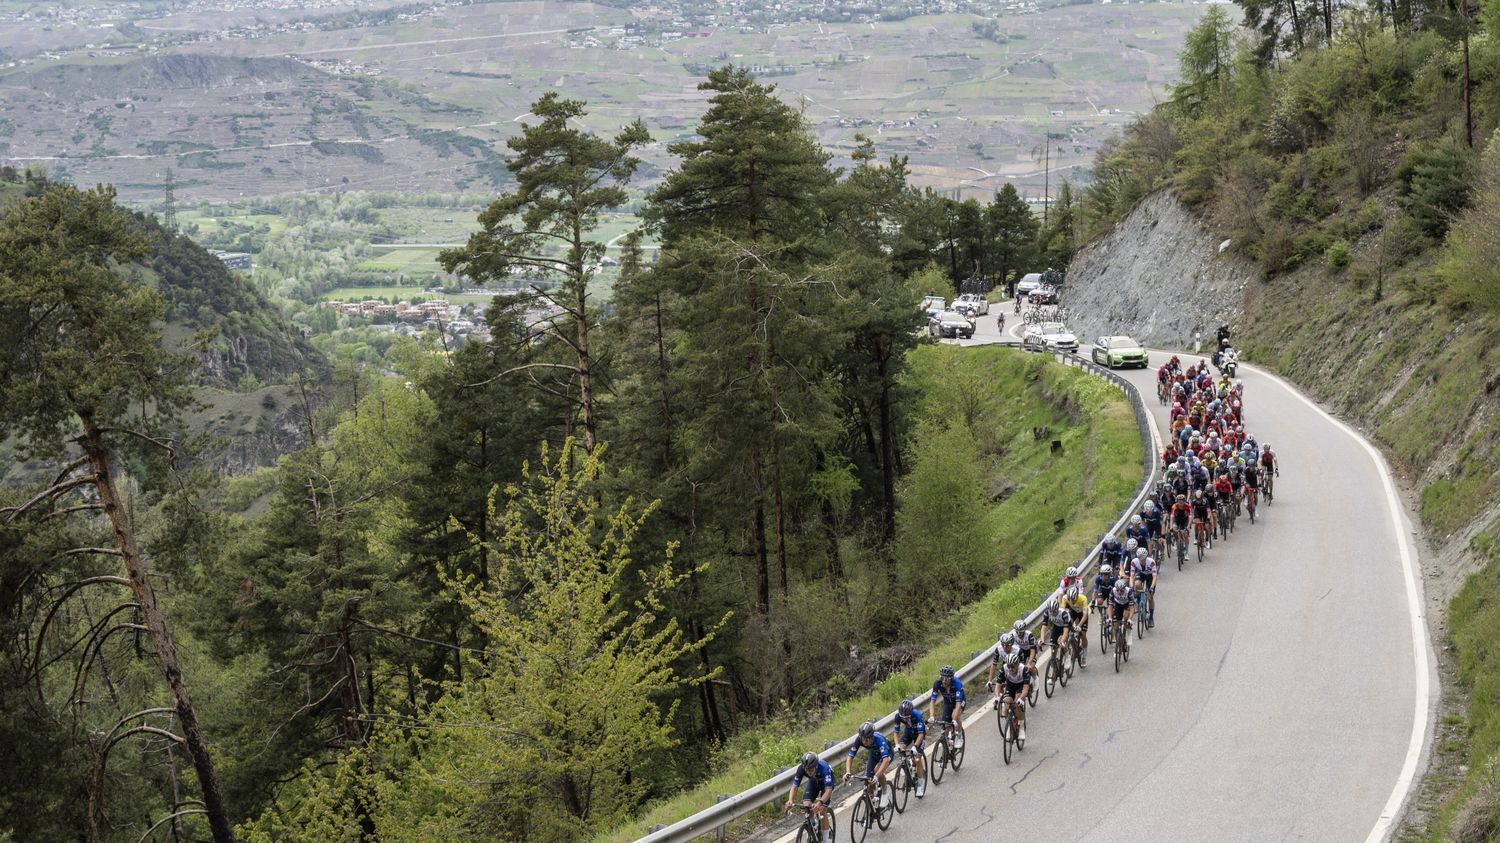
[162,169,178,232]
[1042,134,1051,227]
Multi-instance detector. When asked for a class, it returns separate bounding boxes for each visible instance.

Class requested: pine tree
[441,93,649,452]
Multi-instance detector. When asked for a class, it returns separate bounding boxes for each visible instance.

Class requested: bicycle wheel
[951,730,965,770]
[929,741,947,785]
[1123,634,1131,662]
[876,782,895,830]
[1001,714,1014,765]
[1059,647,1071,687]
[1043,656,1057,698]
[797,822,815,843]
[891,764,910,814]
[1136,605,1146,640]
[1177,539,1186,571]
[850,796,871,843]
[1196,535,1204,563]
[1114,633,1122,673]
[1098,613,1109,655]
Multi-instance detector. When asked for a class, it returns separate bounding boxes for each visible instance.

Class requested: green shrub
[1325,239,1352,270]
[1396,138,1476,238]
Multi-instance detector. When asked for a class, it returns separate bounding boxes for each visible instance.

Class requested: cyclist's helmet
[801,751,819,771]
[940,665,955,678]
[1100,564,1112,574]
[1177,493,1187,501]
[1066,565,1080,578]
[858,721,876,741]
[1046,597,1060,612]
[1142,500,1155,512]
[1136,547,1148,558]
[1126,538,1138,551]
[1013,619,1027,633]
[1005,652,1023,667]
[1065,586,1081,601]
[1130,515,1143,526]
[1000,630,1016,646]
[898,700,914,719]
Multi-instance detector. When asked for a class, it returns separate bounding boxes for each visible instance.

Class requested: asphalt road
[784,312,1432,843]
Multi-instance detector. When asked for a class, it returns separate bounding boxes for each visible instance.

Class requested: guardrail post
[715,795,732,842]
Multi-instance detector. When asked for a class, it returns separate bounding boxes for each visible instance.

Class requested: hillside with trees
[0,70,1134,842]
[1071,0,1500,835]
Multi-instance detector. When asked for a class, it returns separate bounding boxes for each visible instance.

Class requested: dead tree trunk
[78,415,234,843]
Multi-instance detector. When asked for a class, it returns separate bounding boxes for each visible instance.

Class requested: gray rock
[1060,192,1259,351]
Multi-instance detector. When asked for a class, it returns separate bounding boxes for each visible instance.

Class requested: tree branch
[136,809,207,843]
[464,361,582,389]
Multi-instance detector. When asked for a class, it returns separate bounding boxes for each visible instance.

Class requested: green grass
[597,346,1142,843]
[1417,544,1500,840]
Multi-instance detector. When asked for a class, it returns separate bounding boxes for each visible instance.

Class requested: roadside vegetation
[1075,0,1500,833]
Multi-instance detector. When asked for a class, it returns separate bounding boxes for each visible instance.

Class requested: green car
[1091,335,1149,369]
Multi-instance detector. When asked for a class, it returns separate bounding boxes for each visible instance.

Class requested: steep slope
[1061,190,1252,348]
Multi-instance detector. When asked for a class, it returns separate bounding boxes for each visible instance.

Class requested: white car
[953,293,989,316]
[1022,321,1079,354]
[921,295,947,319]
[1016,273,1044,298]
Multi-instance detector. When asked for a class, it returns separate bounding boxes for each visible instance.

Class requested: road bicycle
[927,719,964,782]
[888,743,922,812]
[1246,485,1259,524]
[1043,638,1068,697]
[787,801,836,843]
[995,691,1027,764]
[1134,586,1150,638]
[1174,524,1189,570]
[847,773,894,841]
[1096,600,1113,655]
[1194,518,1208,563]
[1068,622,1086,670]
[1113,613,1131,672]
[1263,467,1276,503]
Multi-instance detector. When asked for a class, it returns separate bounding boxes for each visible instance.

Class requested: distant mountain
[17,54,318,98]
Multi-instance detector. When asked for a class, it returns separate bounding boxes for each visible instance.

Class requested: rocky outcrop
[1061,191,1258,350]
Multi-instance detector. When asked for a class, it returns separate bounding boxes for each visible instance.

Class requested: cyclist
[1061,585,1091,665]
[1131,547,1158,624]
[1108,574,1135,642]
[1043,596,1076,668]
[786,751,836,842]
[1191,489,1213,550]
[929,666,967,748]
[844,721,893,809]
[1259,443,1278,498]
[1099,534,1124,570]
[1125,515,1150,555]
[1141,500,1166,560]
[1243,458,1263,514]
[994,652,1034,741]
[1013,619,1041,672]
[1092,563,1117,617]
[1170,493,1193,554]
[891,700,928,797]
[1059,564,1085,593]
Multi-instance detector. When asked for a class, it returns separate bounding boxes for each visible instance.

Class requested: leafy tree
[1396,137,1476,237]
[987,183,1040,289]
[0,183,234,840]
[1175,6,1238,117]
[1438,130,1500,310]
[441,93,649,452]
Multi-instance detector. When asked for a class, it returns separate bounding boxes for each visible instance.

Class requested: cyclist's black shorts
[1046,624,1067,645]
[803,778,830,802]
[1139,573,1156,592]
[1002,680,1028,701]
[897,726,924,748]
[1110,603,1129,621]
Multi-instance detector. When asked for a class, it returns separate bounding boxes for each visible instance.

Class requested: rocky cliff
[1061,191,1256,350]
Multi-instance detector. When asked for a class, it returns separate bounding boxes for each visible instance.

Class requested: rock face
[1061,191,1258,350]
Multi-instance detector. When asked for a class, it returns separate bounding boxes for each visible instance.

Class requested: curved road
[777,313,1433,843]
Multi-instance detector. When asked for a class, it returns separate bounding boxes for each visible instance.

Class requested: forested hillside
[1068,0,1500,834]
[0,69,1135,842]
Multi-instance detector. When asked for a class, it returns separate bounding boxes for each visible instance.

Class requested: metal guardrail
[637,343,1160,843]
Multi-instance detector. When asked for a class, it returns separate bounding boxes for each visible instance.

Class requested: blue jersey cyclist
[928,666,968,748]
[1125,515,1151,553]
[843,721,894,810]
[891,700,928,797]
[785,752,835,842]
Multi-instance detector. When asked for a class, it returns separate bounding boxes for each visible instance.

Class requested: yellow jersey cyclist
[891,700,928,797]
[1060,585,1091,665]
[785,752,835,842]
